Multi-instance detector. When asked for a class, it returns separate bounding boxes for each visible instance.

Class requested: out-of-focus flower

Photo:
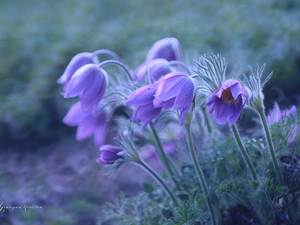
[63,64,107,111]
[146,37,181,61]
[135,59,172,84]
[63,102,108,148]
[267,102,297,125]
[57,52,95,88]
[97,145,123,164]
[267,102,298,144]
[126,86,162,128]
[205,79,250,126]
[149,72,194,124]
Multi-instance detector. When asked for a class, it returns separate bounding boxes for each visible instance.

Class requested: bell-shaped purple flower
[126,86,162,128]
[205,79,250,126]
[146,37,181,62]
[63,64,107,111]
[57,52,95,88]
[135,59,172,84]
[97,145,123,164]
[149,72,194,124]
[63,102,108,148]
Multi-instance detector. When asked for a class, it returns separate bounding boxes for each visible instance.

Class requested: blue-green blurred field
[0,0,300,224]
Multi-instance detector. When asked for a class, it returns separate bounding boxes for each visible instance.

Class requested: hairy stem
[231,124,257,180]
[185,123,217,225]
[137,160,178,207]
[150,123,179,187]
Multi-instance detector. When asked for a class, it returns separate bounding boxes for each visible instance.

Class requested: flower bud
[97,145,123,164]
[146,37,181,62]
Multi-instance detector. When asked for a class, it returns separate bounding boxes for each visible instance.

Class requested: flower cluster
[57,37,299,225]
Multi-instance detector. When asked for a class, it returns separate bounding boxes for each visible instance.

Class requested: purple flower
[126,86,162,128]
[135,59,172,84]
[63,64,107,111]
[146,37,181,61]
[149,72,194,124]
[97,145,123,164]
[57,52,95,88]
[63,102,108,148]
[205,79,250,126]
[267,102,297,125]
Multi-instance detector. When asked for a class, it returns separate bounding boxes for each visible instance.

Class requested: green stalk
[185,124,217,225]
[256,107,284,183]
[137,159,178,207]
[231,124,257,180]
[256,106,293,223]
[150,122,179,187]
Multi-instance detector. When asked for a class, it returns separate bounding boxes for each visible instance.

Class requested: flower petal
[57,52,93,84]
[173,78,194,110]
[63,102,91,126]
[126,87,156,106]
[64,64,98,98]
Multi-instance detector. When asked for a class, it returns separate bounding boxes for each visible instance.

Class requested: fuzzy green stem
[185,124,217,225]
[150,123,179,187]
[98,60,132,81]
[256,106,293,223]
[201,106,212,133]
[257,108,284,183]
[231,124,257,180]
[137,159,179,207]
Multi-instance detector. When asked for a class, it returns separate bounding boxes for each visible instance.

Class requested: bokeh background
[0,0,300,224]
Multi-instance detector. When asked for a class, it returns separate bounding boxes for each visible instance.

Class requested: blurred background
[0,0,299,224]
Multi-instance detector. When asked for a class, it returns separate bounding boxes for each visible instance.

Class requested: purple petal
[76,116,98,140]
[64,64,99,98]
[146,37,181,61]
[173,78,194,110]
[63,102,91,126]
[156,76,186,101]
[126,86,156,106]
[80,70,107,111]
[93,111,108,148]
[213,99,234,125]
[229,82,243,100]
[228,96,243,126]
[135,59,171,84]
[57,52,93,84]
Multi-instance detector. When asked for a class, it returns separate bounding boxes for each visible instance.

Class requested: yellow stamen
[221,88,236,104]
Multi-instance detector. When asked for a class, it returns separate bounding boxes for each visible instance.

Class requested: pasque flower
[126,86,162,128]
[267,102,297,125]
[97,145,123,164]
[135,59,172,84]
[205,79,250,126]
[63,102,108,148]
[57,52,95,88]
[146,37,181,62]
[149,72,194,124]
[63,64,107,111]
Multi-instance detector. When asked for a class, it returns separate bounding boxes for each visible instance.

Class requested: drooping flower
[126,86,162,128]
[205,79,250,126]
[63,64,107,111]
[146,37,181,61]
[57,52,95,89]
[63,102,108,148]
[149,72,194,124]
[97,145,123,164]
[135,59,172,84]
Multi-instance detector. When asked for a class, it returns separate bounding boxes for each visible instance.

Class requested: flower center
[221,88,236,104]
